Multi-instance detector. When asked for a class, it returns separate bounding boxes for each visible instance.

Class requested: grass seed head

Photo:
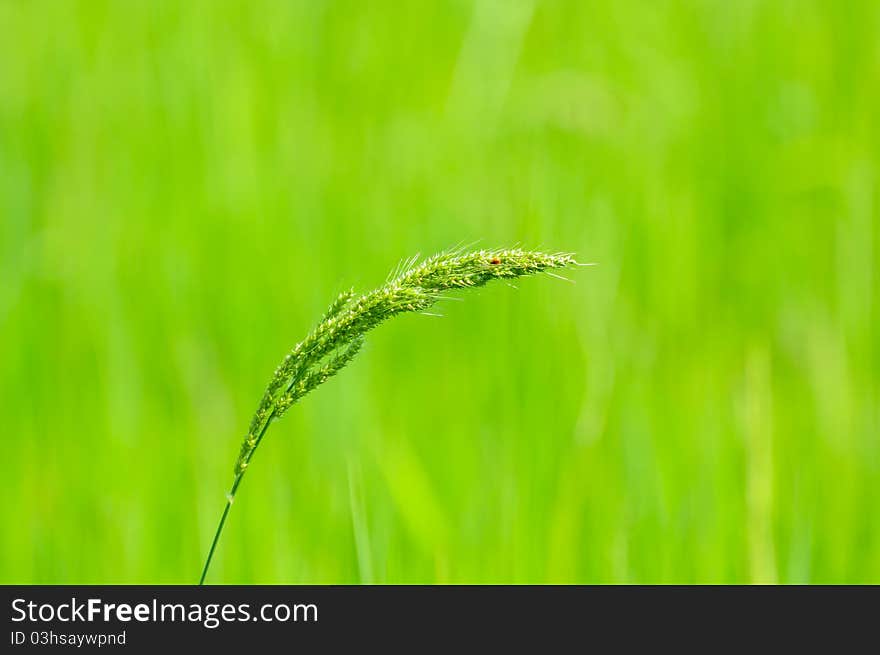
[203,247,578,584]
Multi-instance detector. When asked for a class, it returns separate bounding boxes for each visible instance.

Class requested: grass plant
[199,247,578,584]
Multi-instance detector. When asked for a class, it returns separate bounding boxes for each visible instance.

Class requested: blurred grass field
[1,0,878,583]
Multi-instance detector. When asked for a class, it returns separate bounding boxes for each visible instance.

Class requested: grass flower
[199,247,578,584]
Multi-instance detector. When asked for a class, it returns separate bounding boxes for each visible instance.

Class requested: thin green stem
[199,413,274,585]
[199,475,241,585]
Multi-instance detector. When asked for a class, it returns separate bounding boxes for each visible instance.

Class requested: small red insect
[490,257,501,265]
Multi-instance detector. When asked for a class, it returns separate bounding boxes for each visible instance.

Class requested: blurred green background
[1,0,878,584]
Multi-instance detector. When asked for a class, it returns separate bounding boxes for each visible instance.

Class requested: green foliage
[1,0,878,584]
